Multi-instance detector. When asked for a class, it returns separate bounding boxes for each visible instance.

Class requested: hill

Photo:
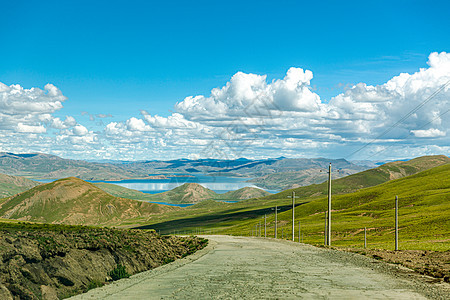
[138,163,450,252]
[0,173,40,198]
[0,177,177,226]
[262,155,450,200]
[215,187,271,200]
[0,152,147,180]
[93,182,156,201]
[150,183,217,204]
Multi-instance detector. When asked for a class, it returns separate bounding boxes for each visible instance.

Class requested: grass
[134,163,450,251]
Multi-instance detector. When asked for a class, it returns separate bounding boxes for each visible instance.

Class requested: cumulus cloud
[411,128,446,138]
[1,52,449,161]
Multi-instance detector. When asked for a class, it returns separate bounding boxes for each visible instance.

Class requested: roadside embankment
[0,222,207,299]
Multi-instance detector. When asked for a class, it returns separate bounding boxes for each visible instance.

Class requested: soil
[337,247,450,283]
[0,224,207,299]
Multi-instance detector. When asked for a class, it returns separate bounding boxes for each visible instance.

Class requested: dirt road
[70,235,449,299]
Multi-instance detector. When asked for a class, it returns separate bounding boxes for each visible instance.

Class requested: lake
[37,174,278,194]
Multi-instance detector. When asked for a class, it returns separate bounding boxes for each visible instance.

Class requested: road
[70,235,449,299]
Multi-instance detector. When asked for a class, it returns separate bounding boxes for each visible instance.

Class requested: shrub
[109,265,130,281]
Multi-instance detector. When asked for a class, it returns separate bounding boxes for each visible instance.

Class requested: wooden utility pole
[324,211,327,246]
[395,195,398,251]
[327,163,332,246]
[272,206,280,238]
[264,214,267,237]
[364,227,367,249]
[288,191,300,241]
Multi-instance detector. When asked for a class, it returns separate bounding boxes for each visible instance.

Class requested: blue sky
[1,0,449,161]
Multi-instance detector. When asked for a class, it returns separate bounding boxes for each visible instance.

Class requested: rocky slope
[0,221,207,299]
[0,177,177,226]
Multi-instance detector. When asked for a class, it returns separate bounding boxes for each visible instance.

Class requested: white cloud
[17,123,46,133]
[411,128,446,138]
[1,52,449,161]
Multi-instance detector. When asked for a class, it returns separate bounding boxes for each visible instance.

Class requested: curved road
[71,235,449,299]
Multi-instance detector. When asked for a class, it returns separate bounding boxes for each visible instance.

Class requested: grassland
[135,163,450,251]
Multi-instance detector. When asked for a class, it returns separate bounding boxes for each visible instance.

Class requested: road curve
[70,235,449,299]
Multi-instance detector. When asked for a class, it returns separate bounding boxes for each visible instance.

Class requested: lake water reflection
[96,175,277,194]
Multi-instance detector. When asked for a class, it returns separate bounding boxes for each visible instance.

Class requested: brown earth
[338,247,450,283]
[0,223,207,299]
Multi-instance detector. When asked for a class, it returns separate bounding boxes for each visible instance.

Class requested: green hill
[0,173,40,198]
[215,187,271,200]
[94,182,156,201]
[149,183,217,204]
[262,155,450,201]
[0,177,177,226]
[136,157,450,251]
[223,163,450,250]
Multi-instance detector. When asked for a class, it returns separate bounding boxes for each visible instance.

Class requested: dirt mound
[0,222,207,299]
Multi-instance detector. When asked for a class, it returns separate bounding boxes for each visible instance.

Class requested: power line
[346,79,450,159]
[365,108,450,160]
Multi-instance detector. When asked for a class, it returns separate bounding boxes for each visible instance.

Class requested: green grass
[134,163,450,251]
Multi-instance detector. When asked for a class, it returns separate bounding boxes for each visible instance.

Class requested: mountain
[262,155,450,200]
[0,152,147,180]
[149,183,217,204]
[93,182,156,201]
[215,187,271,200]
[0,177,177,226]
[0,173,40,198]
[0,152,368,190]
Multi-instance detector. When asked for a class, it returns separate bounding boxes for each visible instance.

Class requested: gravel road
[70,235,449,299]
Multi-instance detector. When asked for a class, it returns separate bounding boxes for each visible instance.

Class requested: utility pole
[272,206,280,238]
[259,221,261,237]
[324,211,327,246]
[395,195,398,251]
[327,163,332,246]
[288,191,299,241]
[364,227,367,249]
[264,214,267,237]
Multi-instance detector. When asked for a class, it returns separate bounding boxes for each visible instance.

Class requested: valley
[0,153,449,299]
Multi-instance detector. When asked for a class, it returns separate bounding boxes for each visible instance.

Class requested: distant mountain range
[0,152,369,190]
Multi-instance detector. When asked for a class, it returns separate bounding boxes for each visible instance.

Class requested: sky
[1,0,449,161]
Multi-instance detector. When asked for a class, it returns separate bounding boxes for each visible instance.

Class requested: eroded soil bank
[0,222,207,299]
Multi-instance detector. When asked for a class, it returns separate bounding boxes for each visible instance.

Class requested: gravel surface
[70,235,450,299]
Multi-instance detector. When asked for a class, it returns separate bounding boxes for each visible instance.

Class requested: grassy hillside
[0,173,40,198]
[262,155,450,200]
[223,163,450,251]
[149,183,217,204]
[215,187,271,200]
[0,177,177,226]
[94,182,156,201]
[136,160,450,251]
